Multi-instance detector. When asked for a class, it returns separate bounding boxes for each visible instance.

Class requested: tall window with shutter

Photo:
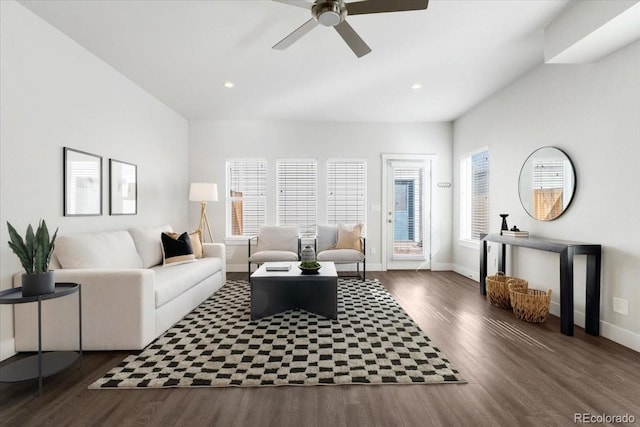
[226,159,267,238]
[460,149,490,242]
[327,160,367,227]
[276,159,317,237]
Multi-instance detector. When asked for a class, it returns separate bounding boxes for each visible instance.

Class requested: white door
[382,155,432,270]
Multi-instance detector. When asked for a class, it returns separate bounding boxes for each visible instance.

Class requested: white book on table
[265,263,292,271]
[502,231,529,237]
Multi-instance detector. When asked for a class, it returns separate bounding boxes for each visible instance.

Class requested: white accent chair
[248,226,300,279]
[315,224,366,280]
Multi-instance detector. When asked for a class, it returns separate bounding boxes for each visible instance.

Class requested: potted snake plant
[7,220,58,297]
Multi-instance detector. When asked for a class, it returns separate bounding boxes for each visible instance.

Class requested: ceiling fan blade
[273,0,313,9]
[347,0,429,16]
[334,21,371,58]
[273,19,319,50]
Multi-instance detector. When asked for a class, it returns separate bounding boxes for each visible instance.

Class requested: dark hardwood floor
[1,271,639,426]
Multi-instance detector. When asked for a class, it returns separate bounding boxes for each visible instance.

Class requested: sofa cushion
[55,230,143,269]
[248,250,299,263]
[256,226,299,253]
[129,224,173,268]
[161,232,196,266]
[152,257,222,308]
[317,249,365,263]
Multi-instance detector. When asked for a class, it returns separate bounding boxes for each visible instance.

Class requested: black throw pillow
[161,232,196,266]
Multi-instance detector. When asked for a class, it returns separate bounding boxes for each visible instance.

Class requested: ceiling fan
[272,0,429,58]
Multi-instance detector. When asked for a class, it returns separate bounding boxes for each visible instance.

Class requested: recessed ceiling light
[224,82,235,88]
[411,83,422,90]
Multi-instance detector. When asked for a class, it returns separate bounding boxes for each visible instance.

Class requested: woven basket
[485,272,528,308]
[508,282,552,323]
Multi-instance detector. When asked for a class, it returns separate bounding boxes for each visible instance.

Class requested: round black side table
[0,282,82,394]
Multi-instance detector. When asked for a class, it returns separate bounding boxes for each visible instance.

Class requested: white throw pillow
[128,224,173,268]
[55,230,143,269]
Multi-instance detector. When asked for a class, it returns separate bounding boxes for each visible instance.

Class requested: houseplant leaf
[7,222,32,274]
[25,224,36,272]
[34,220,47,273]
[47,223,58,269]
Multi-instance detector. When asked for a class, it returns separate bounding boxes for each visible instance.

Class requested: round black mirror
[518,147,576,221]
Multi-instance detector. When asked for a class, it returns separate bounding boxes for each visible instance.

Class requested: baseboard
[1,338,16,362]
[548,301,585,327]
[453,264,478,281]
[549,301,639,352]
[431,263,453,272]
[600,321,640,353]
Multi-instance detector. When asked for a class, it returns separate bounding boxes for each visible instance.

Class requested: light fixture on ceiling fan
[272,0,429,58]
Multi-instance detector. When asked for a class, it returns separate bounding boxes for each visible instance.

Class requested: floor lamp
[189,182,218,243]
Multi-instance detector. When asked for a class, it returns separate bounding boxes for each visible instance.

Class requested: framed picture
[109,159,137,215]
[64,147,102,216]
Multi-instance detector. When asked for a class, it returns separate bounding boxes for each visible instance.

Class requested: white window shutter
[471,150,490,240]
[276,159,317,237]
[226,159,267,237]
[327,160,367,227]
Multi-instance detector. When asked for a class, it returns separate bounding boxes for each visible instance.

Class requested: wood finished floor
[1,271,639,426]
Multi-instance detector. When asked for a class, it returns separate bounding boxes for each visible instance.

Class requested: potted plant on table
[7,220,58,297]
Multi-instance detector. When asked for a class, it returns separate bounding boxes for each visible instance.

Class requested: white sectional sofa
[13,225,226,351]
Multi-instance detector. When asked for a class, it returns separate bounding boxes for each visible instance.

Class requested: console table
[0,283,82,394]
[479,234,601,337]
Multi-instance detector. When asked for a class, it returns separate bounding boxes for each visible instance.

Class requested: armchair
[315,224,366,280]
[248,226,300,279]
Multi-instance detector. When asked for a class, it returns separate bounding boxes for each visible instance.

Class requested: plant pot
[22,271,55,297]
[301,245,316,263]
[299,265,321,275]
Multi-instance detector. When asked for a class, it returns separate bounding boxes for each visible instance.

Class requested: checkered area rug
[89,279,465,389]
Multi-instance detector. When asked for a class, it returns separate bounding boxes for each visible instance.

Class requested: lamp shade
[189,183,218,202]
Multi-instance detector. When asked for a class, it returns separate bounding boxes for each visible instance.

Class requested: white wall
[188,121,453,272]
[0,2,189,360]
[453,40,640,351]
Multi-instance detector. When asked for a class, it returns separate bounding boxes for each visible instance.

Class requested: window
[460,149,490,242]
[327,160,367,227]
[226,159,267,238]
[276,159,317,237]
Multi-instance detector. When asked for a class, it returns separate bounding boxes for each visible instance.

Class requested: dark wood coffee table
[250,262,338,320]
